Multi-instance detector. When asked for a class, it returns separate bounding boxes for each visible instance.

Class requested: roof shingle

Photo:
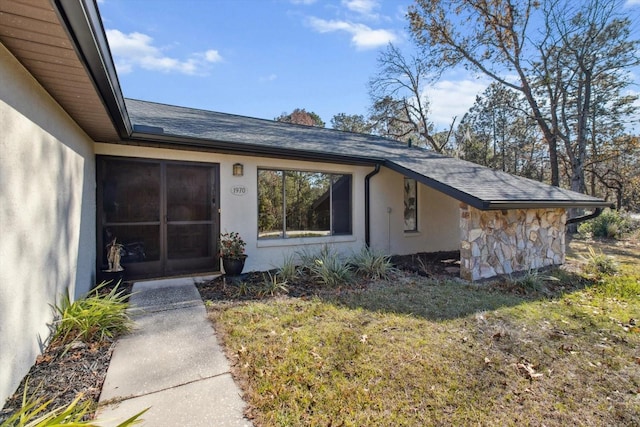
[125,98,610,210]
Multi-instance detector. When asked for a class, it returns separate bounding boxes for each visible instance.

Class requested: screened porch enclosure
[97,157,219,279]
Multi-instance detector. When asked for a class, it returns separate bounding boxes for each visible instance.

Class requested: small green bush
[306,245,352,287]
[277,254,299,283]
[349,247,395,280]
[52,281,132,346]
[577,209,631,239]
[259,271,289,297]
[507,269,558,293]
[0,382,146,427]
[581,246,619,277]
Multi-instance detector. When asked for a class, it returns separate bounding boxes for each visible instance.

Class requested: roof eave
[482,200,614,210]
[54,0,132,138]
[128,131,381,166]
[384,161,612,211]
[384,161,487,210]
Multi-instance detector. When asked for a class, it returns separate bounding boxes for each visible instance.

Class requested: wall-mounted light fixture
[232,163,244,177]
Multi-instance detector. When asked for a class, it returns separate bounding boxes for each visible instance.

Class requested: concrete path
[97,277,253,426]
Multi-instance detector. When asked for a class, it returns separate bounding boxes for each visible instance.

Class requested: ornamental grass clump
[349,247,395,280]
[0,382,146,427]
[582,246,619,277]
[52,281,132,346]
[219,231,246,259]
[308,245,352,287]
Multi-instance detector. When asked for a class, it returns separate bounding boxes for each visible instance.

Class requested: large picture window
[404,178,417,232]
[258,169,352,239]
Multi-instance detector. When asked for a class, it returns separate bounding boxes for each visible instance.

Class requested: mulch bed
[391,250,461,277]
[197,252,461,303]
[0,281,133,423]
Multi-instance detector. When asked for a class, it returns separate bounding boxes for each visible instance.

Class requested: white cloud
[260,74,278,82]
[425,79,489,128]
[307,17,396,49]
[105,29,222,75]
[342,0,379,16]
[204,50,223,63]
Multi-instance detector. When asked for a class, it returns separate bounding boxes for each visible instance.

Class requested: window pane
[404,178,417,231]
[285,171,330,237]
[332,174,352,235]
[258,170,284,239]
[258,169,352,239]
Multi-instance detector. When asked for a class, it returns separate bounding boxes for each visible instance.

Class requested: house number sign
[230,185,247,196]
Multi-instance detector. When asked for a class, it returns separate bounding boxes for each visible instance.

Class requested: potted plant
[219,231,247,276]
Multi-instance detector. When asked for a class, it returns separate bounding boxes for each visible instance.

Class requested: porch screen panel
[166,164,214,260]
[104,225,159,262]
[103,161,160,223]
[101,160,161,264]
[167,224,212,259]
[166,165,211,221]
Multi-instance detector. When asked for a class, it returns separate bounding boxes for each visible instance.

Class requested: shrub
[577,209,632,239]
[0,382,146,427]
[349,247,395,280]
[52,281,132,346]
[581,246,619,277]
[277,254,299,283]
[507,269,558,293]
[306,245,352,287]
[259,271,289,297]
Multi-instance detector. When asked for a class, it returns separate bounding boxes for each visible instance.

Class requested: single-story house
[0,0,610,404]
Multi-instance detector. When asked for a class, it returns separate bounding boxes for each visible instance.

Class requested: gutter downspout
[365,164,381,248]
[565,207,607,226]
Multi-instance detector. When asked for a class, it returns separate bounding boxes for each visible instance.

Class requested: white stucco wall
[95,145,463,275]
[368,167,460,256]
[94,144,372,272]
[0,44,96,404]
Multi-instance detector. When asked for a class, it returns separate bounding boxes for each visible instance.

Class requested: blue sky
[98,0,640,131]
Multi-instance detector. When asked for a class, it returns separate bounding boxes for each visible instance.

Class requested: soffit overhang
[0,0,130,142]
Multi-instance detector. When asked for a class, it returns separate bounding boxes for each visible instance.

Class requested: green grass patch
[209,240,640,426]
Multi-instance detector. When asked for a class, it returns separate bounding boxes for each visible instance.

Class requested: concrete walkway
[97,277,253,426]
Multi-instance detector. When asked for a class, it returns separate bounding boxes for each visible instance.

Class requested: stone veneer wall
[459,204,567,281]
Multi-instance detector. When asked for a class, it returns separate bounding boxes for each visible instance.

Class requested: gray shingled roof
[124,99,610,210]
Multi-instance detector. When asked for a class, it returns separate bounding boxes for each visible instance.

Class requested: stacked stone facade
[459,204,567,281]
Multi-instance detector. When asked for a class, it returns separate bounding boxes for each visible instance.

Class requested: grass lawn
[206,237,640,426]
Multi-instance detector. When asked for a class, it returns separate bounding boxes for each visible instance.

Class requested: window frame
[257,168,352,240]
[403,177,418,232]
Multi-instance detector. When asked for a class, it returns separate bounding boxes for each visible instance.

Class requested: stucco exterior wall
[95,145,463,273]
[94,144,371,272]
[0,45,96,404]
[368,167,460,255]
[460,205,567,281]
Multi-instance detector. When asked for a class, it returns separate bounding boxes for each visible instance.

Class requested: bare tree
[408,0,639,191]
[368,43,450,152]
[533,0,639,194]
